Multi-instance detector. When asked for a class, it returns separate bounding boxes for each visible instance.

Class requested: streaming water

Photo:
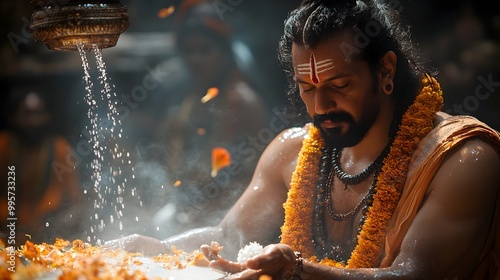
[77,44,142,244]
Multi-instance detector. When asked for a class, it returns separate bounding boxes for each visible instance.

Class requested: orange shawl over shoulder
[381,112,500,278]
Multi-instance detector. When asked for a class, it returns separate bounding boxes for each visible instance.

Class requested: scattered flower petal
[201,87,219,103]
[157,5,175,18]
[211,147,231,177]
[173,180,182,187]
[196,128,206,135]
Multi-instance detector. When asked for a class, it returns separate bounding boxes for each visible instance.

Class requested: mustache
[313,112,353,126]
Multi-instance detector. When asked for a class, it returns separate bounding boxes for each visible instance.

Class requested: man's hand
[103,234,169,256]
[201,243,297,280]
[201,241,247,274]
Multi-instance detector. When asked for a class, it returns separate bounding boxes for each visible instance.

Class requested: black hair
[278,0,432,122]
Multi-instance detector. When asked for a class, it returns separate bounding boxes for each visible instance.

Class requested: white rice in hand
[237,242,264,263]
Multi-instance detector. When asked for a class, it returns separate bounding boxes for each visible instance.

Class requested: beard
[312,111,374,149]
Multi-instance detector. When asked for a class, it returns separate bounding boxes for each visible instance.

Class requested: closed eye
[298,82,315,93]
[331,81,349,89]
[299,85,314,93]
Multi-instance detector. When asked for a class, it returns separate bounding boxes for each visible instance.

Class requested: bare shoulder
[256,125,310,188]
[396,137,500,277]
[434,137,499,185]
[219,125,310,246]
[432,112,500,191]
[251,125,309,173]
[429,137,500,209]
[262,125,309,162]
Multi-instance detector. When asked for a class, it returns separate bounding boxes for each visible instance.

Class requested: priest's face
[292,32,383,149]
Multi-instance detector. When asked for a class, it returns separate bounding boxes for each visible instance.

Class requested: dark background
[1,0,499,136]
[0,0,499,239]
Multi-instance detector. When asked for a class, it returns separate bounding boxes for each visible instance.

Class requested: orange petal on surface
[201,87,219,103]
[173,180,182,187]
[211,147,231,177]
[158,6,175,18]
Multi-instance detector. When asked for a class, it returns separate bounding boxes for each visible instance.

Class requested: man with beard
[0,85,82,245]
[107,0,500,279]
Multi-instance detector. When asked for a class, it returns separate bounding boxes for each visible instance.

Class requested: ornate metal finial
[30,0,129,51]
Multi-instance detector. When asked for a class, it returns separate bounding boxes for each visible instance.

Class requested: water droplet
[45,222,49,227]
[78,43,140,239]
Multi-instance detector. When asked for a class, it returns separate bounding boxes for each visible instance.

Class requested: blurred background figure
[147,0,269,236]
[0,83,83,245]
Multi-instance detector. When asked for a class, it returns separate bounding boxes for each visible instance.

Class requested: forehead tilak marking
[296,53,335,84]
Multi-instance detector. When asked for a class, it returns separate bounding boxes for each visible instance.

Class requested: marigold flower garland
[280,76,444,268]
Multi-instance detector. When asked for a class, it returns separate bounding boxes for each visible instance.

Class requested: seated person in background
[152,0,268,235]
[107,0,500,279]
[0,84,83,245]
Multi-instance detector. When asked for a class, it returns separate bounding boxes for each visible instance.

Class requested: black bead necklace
[332,143,390,189]
[312,119,400,262]
[312,147,335,260]
[312,147,383,262]
[312,135,396,261]
[326,170,377,221]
